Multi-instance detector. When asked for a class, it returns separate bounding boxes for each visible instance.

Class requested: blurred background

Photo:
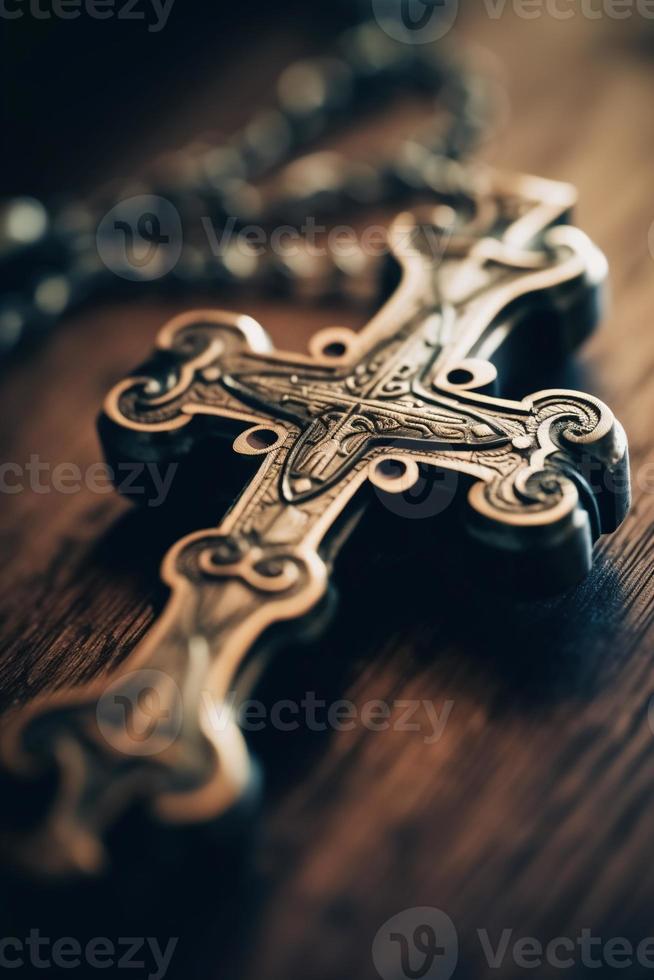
[2,2,654,979]
[2,0,379,196]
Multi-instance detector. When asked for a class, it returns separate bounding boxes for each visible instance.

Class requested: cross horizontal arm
[0,168,630,877]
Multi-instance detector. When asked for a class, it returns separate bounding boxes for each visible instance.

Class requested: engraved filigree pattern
[0,170,631,875]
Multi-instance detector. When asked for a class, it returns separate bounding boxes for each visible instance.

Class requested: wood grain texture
[1,8,654,979]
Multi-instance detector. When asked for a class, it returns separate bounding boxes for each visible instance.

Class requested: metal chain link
[0,12,496,362]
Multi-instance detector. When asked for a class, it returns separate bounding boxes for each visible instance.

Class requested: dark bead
[339,21,408,79]
[343,162,387,206]
[392,140,435,192]
[219,241,263,286]
[220,180,262,224]
[32,273,72,319]
[202,146,247,188]
[0,298,27,353]
[0,197,48,256]
[272,152,348,222]
[240,110,293,177]
[277,58,353,119]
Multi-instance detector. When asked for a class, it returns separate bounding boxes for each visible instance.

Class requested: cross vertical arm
[0,168,631,877]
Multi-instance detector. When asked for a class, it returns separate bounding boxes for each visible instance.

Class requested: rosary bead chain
[0,16,495,361]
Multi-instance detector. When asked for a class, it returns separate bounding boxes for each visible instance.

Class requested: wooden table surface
[2,6,654,979]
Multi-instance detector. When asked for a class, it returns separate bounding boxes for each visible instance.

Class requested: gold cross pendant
[1,168,630,876]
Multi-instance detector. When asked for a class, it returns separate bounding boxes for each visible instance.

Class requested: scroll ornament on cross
[1,167,630,876]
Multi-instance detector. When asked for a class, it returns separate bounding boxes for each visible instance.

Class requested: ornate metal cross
[2,169,630,875]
